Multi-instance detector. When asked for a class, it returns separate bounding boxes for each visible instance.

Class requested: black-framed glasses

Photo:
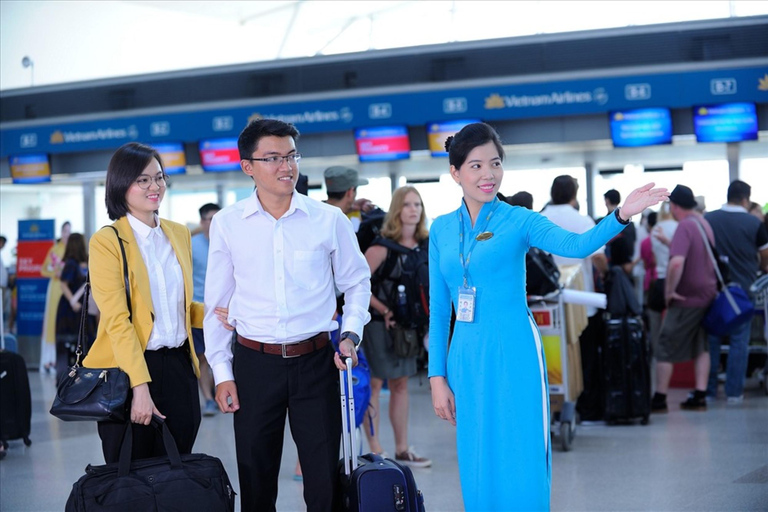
[135,174,168,190]
[245,153,302,167]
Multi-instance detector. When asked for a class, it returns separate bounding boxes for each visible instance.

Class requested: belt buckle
[281,343,301,359]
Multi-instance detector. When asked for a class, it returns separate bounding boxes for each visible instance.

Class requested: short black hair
[445,123,505,169]
[198,203,221,218]
[327,190,347,201]
[550,175,578,205]
[727,180,751,204]
[238,119,300,160]
[0,235,6,244]
[105,142,164,221]
[604,189,621,206]
[647,211,658,229]
[507,191,534,210]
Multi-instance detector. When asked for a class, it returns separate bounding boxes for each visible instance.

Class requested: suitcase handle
[117,415,183,477]
[339,357,357,476]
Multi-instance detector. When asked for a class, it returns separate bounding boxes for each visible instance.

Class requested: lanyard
[458,197,500,288]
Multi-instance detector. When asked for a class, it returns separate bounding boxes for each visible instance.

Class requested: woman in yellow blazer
[84,142,204,463]
[39,221,70,373]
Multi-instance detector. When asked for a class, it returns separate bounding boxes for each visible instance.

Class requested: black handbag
[66,417,236,511]
[50,226,131,422]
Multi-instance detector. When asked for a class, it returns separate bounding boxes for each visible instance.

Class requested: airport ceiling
[3,1,768,90]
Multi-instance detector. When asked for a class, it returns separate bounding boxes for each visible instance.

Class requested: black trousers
[233,340,341,512]
[97,342,201,463]
[576,314,606,421]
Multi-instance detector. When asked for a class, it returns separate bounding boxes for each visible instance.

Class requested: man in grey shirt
[704,180,768,403]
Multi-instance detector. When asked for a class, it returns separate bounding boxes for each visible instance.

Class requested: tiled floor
[1,370,766,511]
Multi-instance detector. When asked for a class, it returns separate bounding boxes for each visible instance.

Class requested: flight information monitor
[354,126,411,162]
[199,138,241,172]
[610,108,672,147]
[693,103,758,143]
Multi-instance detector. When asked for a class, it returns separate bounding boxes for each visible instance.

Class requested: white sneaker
[395,447,432,468]
[726,395,744,405]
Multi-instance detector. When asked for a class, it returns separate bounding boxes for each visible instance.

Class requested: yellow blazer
[84,216,203,387]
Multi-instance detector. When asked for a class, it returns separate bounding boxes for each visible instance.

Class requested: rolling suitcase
[338,357,425,512]
[0,300,32,448]
[603,316,651,425]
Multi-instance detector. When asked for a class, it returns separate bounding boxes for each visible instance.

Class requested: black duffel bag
[66,417,236,511]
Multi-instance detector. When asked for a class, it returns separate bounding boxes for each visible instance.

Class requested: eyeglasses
[245,153,301,167]
[135,175,168,190]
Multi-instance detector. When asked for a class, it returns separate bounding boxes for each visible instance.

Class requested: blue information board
[1,65,766,157]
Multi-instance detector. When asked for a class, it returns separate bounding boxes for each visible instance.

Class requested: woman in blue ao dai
[428,123,669,511]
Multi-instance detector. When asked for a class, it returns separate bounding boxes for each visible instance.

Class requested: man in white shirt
[204,119,371,512]
[540,175,608,422]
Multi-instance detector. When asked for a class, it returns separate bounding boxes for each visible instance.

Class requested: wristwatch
[340,331,362,352]
[614,207,631,225]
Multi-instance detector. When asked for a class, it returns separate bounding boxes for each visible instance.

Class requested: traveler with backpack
[429,122,668,511]
[363,185,432,468]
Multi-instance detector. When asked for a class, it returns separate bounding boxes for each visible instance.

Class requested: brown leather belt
[236,332,329,358]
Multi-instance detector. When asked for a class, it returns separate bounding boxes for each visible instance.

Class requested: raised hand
[621,183,670,219]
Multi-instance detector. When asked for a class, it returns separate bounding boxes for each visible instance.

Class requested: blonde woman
[363,186,432,467]
[40,221,70,374]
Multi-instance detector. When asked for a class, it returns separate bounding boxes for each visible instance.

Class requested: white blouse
[127,213,187,350]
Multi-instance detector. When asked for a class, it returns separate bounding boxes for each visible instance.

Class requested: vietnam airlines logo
[613,112,625,121]
[30,224,40,233]
[698,107,708,116]
[50,131,64,144]
[248,113,263,124]
[758,74,768,91]
[484,94,505,109]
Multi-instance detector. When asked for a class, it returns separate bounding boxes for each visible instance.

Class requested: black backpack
[371,237,430,330]
[526,247,561,296]
[356,208,387,254]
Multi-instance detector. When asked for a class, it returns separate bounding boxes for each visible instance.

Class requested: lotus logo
[698,107,709,116]
[484,94,505,109]
[613,113,624,121]
[592,88,608,105]
[50,131,64,144]
[248,113,263,125]
[759,74,768,91]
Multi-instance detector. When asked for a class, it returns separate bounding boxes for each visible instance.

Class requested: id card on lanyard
[457,198,499,323]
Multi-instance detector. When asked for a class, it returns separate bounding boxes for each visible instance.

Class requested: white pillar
[726,142,740,183]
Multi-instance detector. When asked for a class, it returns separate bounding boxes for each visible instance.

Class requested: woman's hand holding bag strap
[50,226,132,422]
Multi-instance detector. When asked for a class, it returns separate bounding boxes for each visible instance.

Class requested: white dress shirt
[540,204,604,317]
[204,190,372,385]
[126,213,187,350]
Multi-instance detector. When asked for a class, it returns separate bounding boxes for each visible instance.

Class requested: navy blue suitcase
[338,358,425,512]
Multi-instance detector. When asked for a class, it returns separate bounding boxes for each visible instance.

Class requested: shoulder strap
[690,217,725,287]
[75,226,132,363]
[106,226,132,322]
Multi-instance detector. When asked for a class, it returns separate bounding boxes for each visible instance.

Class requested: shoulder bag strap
[74,226,132,364]
[690,217,725,287]
[106,226,132,322]
[691,218,742,314]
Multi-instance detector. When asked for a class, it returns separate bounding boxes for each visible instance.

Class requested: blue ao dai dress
[428,200,625,511]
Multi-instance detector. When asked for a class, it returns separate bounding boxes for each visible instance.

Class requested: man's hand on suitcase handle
[334,338,358,371]
[215,381,240,414]
[430,377,457,426]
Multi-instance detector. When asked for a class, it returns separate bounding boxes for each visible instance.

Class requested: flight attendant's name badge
[457,285,476,323]
[476,231,493,241]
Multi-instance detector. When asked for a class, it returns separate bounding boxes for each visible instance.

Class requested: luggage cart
[750,275,768,395]
[529,292,576,452]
